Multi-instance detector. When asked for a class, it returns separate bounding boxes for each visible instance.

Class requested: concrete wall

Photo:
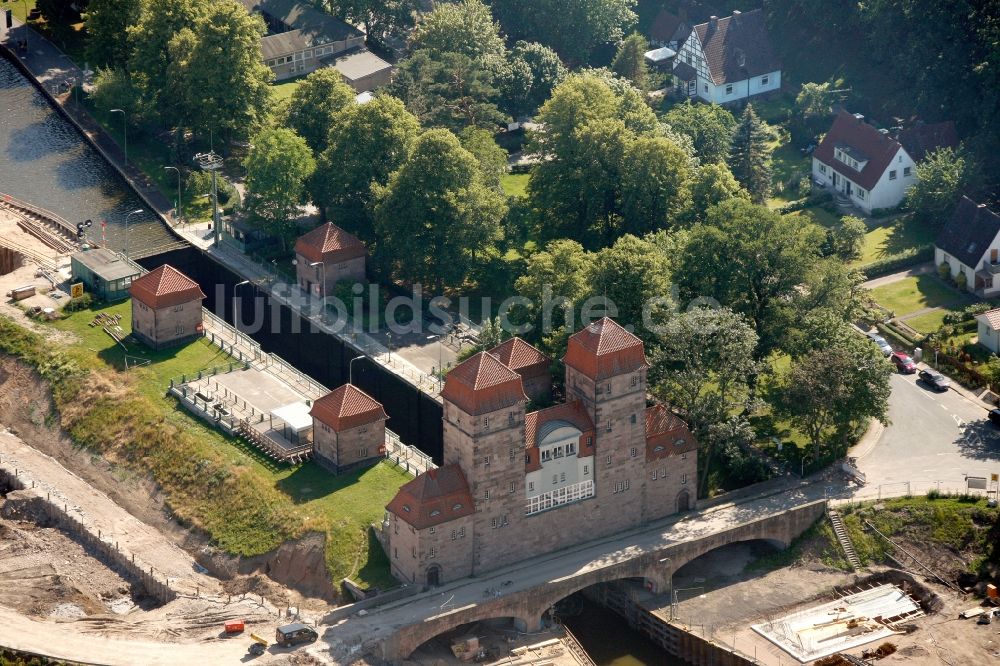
[295,253,366,298]
[378,499,827,661]
[131,297,203,350]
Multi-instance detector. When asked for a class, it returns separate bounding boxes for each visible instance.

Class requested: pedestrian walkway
[861,261,935,289]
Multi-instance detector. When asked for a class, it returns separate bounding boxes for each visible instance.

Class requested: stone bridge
[363,498,827,662]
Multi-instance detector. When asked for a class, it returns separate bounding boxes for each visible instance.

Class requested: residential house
[294,222,367,298]
[241,0,392,91]
[129,264,206,350]
[934,197,1000,296]
[672,9,781,103]
[812,111,919,214]
[649,8,692,50]
[975,308,1000,354]
[896,121,959,162]
[311,383,388,473]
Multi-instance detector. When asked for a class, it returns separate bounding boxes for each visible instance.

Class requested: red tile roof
[645,404,698,461]
[294,222,367,264]
[976,307,1000,331]
[310,383,387,431]
[649,9,688,44]
[129,264,205,309]
[441,352,526,415]
[488,338,551,375]
[563,317,648,381]
[524,400,595,472]
[813,111,904,191]
[692,9,779,85]
[895,121,959,162]
[386,464,475,530]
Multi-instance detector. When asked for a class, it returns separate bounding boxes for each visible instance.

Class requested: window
[509,447,515,461]
[606,455,612,465]
[631,375,638,387]
[403,504,411,512]
[451,530,457,540]
[584,465,589,475]
[459,527,465,538]
[630,414,637,424]
[682,473,688,484]
[429,526,435,534]
[606,383,612,395]
[483,417,489,430]
[411,547,416,558]
[483,455,490,467]
[359,447,368,457]
[682,452,688,461]
[491,517,498,528]
[587,437,593,447]
[761,75,769,85]
[889,170,897,180]
[484,489,490,500]
[606,420,612,432]
[175,324,184,334]
[430,509,440,517]
[429,547,436,558]
[560,472,566,483]
[509,481,516,494]
[394,522,398,535]
[304,49,312,58]
[528,481,534,492]
[552,474,558,485]
[904,166,912,177]
[452,503,463,511]
[675,438,686,447]
[858,189,866,200]
[652,470,658,480]
[703,84,708,93]
[819,164,827,174]
[394,547,398,559]
[630,447,637,458]
[725,84,733,94]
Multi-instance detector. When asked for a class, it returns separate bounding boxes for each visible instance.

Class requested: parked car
[988,409,1000,427]
[890,351,917,374]
[918,369,951,392]
[866,332,892,356]
[275,623,318,648]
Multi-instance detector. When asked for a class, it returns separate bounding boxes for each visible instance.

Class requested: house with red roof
[129,264,206,349]
[381,317,698,587]
[310,383,388,473]
[294,222,367,298]
[673,9,781,103]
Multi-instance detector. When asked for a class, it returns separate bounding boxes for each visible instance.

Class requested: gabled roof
[563,318,648,381]
[524,400,595,472]
[649,9,690,45]
[645,404,698,461]
[310,383,386,431]
[692,9,779,85]
[441,352,527,416]
[241,0,364,60]
[935,196,1000,270]
[129,264,205,309]
[488,338,551,375]
[813,111,906,191]
[976,307,1000,331]
[895,121,959,162]
[294,222,367,264]
[386,464,475,530]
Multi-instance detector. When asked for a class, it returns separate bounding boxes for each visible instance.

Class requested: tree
[460,128,507,192]
[491,0,637,63]
[650,306,761,495]
[663,100,737,164]
[587,234,672,339]
[493,41,566,118]
[319,0,416,45]
[795,81,832,119]
[514,239,592,334]
[774,335,891,462]
[85,0,142,68]
[36,0,77,24]
[411,0,505,62]
[905,146,971,227]
[167,0,273,141]
[611,32,648,90]
[311,96,420,243]
[620,136,692,235]
[827,215,866,261]
[390,50,507,131]
[284,69,357,155]
[676,199,824,361]
[727,104,772,204]
[687,163,748,223]
[243,128,316,246]
[372,129,507,290]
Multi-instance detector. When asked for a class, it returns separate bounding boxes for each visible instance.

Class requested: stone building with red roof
[487,337,552,403]
[294,222,367,298]
[129,264,206,350]
[310,383,388,473]
[381,317,698,587]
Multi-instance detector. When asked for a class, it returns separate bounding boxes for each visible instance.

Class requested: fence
[384,429,436,476]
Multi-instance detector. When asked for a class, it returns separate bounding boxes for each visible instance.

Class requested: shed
[270,401,314,445]
[70,248,141,302]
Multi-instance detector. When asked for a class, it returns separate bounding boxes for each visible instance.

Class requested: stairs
[828,510,862,570]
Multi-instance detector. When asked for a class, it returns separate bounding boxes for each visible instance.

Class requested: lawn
[769,138,812,204]
[5,0,37,22]
[857,217,936,266]
[271,76,307,104]
[901,309,949,336]
[783,205,840,229]
[33,300,411,589]
[869,275,961,317]
[501,173,530,198]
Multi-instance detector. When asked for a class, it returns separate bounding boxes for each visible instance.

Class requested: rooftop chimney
[709,15,718,29]
[733,10,742,17]
[853,113,865,122]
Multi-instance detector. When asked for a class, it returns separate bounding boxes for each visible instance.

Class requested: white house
[672,9,781,104]
[975,308,1000,354]
[935,197,1000,296]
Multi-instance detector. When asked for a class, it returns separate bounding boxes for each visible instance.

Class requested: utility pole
[193,151,223,246]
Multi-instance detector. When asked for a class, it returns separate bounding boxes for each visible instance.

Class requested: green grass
[870,275,962,317]
[501,173,530,198]
[857,218,936,266]
[5,301,410,590]
[783,205,840,229]
[902,309,950,335]
[4,0,37,22]
[271,76,307,104]
[769,139,811,203]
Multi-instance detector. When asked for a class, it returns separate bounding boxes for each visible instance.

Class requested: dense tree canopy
[373,129,507,290]
[905,147,971,227]
[318,0,416,44]
[284,69,357,155]
[728,104,772,204]
[611,33,649,90]
[663,100,737,165]
[492,41,566,119]
[84,0,142,67]
[243,128,316,246]
[490,0,637,63]
[411,0,505,62]
[688,163,749,223]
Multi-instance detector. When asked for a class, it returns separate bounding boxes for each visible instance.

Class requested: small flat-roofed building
[70,248,141,302]
[270,401,314,446]
[294,222,367,297]
[323,49,393,92]
[129,264,206,350]
[488,337,552,403]
[310,383,387,473]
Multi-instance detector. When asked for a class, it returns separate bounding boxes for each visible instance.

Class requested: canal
[563,594,689,666]
[0,55,174,252]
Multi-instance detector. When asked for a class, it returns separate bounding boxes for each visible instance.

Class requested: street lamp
[309,261,326,314]
[427,334,443,387]
[109,109,128,169]
[123,208,144,258]
[164,166,183,226]
[349,355,364,384]
[193,151,224,246]
[659,557,673,615]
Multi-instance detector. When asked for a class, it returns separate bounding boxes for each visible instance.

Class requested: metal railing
[0,236,59,271]
[0,191,75,235]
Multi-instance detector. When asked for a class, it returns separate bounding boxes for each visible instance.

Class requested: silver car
[866,332,892,356]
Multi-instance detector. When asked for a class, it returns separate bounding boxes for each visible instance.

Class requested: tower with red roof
[129,264,206,349]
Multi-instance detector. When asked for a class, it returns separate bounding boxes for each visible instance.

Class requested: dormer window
[452,503,463,511]
[403,505,412,512]
[430,509,441,517]
[675,438,686,447]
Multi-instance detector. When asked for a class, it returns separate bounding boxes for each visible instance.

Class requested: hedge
[859,244,934,279]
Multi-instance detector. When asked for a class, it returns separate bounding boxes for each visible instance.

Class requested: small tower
[310,383,387,474]
[563,318,649,515]
[440,352,527,572]
[488,337,552,404]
